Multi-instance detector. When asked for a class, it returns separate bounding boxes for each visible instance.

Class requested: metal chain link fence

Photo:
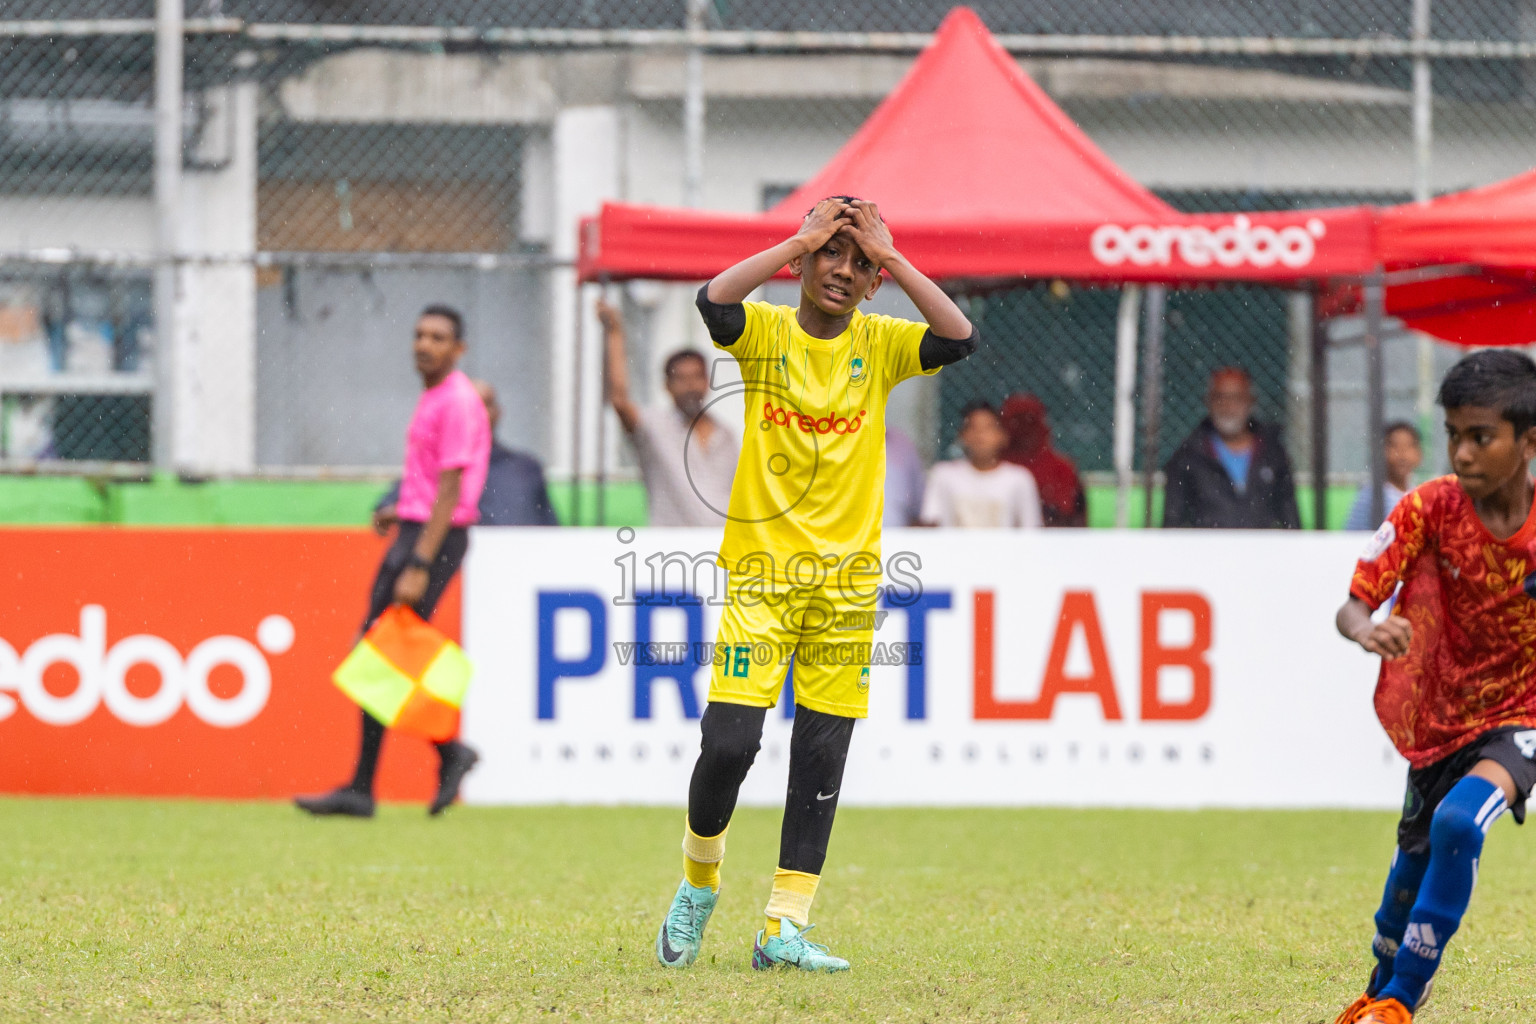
[0,23,157,467]
[1,1,1532,504]
[938,190,1414,476]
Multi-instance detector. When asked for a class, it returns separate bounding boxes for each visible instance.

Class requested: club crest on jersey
[848,356,867,387]
[857,666,870,693]
[1361,520,1395,562]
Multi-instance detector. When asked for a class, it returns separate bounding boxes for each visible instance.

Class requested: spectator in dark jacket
[376,379,558,529]
[1162,367,1301,530]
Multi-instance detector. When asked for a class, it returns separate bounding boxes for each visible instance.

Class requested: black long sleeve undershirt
[696,285,747,345]
[917,325,979,369]
[694,283,979,368]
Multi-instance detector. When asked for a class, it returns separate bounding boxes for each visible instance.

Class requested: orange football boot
[1332,991,1374,1024]
[1355,997,1413,1023]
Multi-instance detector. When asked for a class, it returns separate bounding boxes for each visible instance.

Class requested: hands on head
[795,198,896,267]
[842,199,897,265]
[795,198,853,253]
[707,194,944,320]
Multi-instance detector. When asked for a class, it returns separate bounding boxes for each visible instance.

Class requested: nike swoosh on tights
[816,790,838,801]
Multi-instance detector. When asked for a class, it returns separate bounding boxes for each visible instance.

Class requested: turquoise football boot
[751,919,850,973]
[655,879,718,968]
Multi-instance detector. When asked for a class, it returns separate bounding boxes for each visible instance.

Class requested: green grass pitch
[3,800,1535,1023]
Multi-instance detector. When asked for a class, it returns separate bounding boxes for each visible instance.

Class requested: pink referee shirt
[397,369,491,527]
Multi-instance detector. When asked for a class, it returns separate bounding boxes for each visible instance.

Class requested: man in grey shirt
[598,298,738,526]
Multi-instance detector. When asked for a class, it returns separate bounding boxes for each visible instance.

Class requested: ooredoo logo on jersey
[762,401,868,436]
[0,605,294,728]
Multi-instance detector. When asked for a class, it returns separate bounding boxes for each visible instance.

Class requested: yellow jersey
[714,301,935,583]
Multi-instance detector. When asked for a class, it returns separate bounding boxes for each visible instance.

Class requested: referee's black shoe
[430,741,480,816]
[294,786,375,818]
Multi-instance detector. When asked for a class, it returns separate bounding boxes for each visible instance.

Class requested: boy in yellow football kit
[655,197,978,972]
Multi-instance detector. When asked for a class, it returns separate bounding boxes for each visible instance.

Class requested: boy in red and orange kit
[1332,350,1536,1023]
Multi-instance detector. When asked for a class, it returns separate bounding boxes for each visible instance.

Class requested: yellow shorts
[708,575,878,718]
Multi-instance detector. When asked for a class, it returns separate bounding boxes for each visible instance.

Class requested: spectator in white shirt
[921,401,1043,528]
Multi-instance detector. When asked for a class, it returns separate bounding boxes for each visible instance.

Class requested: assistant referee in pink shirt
[296,304,491,818]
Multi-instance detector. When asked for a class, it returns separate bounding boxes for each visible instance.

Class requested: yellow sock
[764,868,820,937]
[684,856,719,891]
[681,819,726,892]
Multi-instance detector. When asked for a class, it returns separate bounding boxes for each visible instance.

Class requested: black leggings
[348,522,469,793]
[687,701,856,875]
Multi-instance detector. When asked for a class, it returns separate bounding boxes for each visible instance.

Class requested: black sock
[779,706,855,874]
[687,702,768,837]
[349,709,385,794]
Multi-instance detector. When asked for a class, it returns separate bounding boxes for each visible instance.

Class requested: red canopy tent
[1295,170,1536,527]
[1381,168,1536,268]
[578,7,1376,287]
[1377,170,1536,347]
[572,7,1384,528]
[572,6,1536,529]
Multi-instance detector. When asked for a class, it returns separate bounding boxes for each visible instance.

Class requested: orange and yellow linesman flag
[332,605,473,742]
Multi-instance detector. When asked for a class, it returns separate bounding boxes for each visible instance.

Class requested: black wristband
[407,552,432,571]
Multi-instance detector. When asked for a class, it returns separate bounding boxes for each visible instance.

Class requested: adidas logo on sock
[1371,933,1400,958]
[1404,922,1441,960]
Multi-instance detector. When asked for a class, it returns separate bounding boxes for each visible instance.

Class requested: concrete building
[4,4,1535,481]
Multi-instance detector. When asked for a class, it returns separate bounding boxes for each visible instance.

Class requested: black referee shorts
[362,521,469,633]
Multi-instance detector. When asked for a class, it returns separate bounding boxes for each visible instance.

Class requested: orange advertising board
[0,529,458,802]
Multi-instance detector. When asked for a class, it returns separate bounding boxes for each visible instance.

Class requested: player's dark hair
[419,303,464,340]
[959,400,999,426]
[663,349,706,378]
[805,194,864,215]
[1383,420,1421,444]
[1437,349,1536,436]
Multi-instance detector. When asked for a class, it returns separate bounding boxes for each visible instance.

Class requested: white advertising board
[461,528,1405,809]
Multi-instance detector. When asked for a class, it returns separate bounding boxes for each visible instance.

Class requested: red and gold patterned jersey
[1350,475,1536,768]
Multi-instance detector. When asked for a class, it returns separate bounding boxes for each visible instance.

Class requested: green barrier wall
[1082,484,1360,531]
[0,475,1365,530]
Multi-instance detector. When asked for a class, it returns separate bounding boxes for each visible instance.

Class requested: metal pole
[1413,0,1437,460]
[1139,285,1167,527]
[595,276,611,527]
[11,21,1536,60]
[570,279,586,526]
[1365,268,1388,526]
[682,0,708,207]
[1112,285,1142,528]
[1412,0,1433,204]
[152,0,182,470]
[1309,289,1330,531]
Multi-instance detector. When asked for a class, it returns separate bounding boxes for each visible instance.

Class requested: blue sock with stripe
[1367,846,1429,995]
[1377,775,1507,1009]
